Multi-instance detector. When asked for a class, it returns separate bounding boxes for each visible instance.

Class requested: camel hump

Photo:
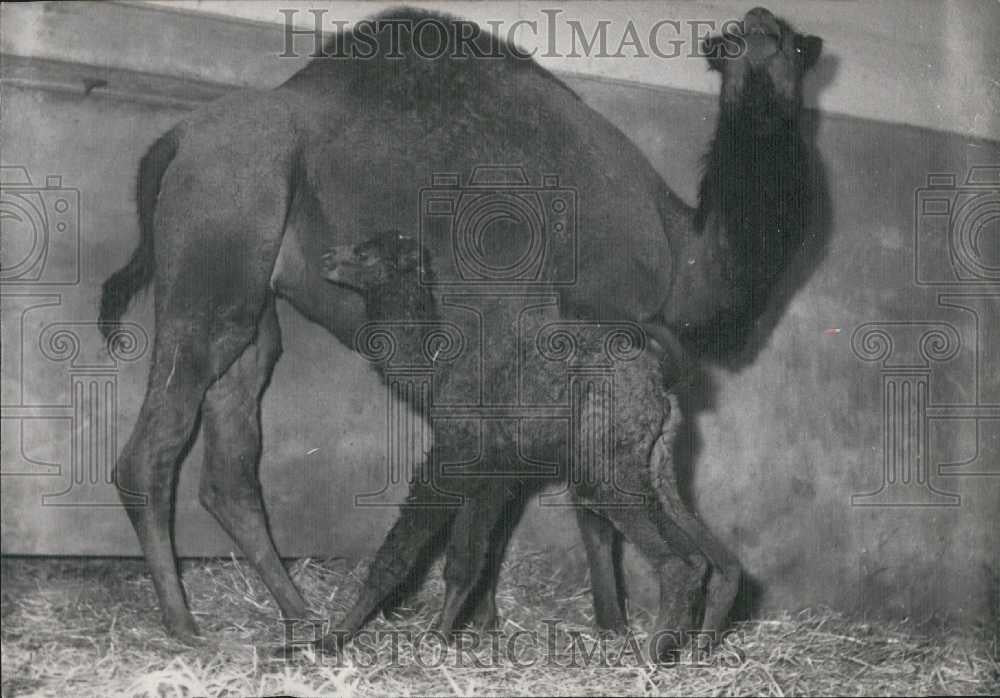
[340,7,532,64]
[285,6,577,105]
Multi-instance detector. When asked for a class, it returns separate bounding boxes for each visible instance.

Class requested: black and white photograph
[1,1,997,695]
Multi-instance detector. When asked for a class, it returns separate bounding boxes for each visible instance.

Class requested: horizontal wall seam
[3,52,997,148]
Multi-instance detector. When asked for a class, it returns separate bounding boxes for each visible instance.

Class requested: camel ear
[799,35,822,70]
[702,35,726,71]
[702,33,742,71]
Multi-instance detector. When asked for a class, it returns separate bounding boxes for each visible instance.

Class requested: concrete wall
[136,0,1000,141]
[1,2,997,623]
[9,1,1000,139]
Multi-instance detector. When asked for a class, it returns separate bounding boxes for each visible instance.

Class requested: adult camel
[99,6,822,645]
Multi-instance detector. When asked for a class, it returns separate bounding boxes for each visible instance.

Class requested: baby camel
[317,231,740,661]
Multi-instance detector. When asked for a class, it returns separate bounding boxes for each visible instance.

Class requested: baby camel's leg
[462,493,525,631]
[434,482,512,636]
[314,481,460,653]
[576,494,708,664]
[460,491,631,635]
[575,388,737,663]
[646,422,741,655]
[575,507,628,633]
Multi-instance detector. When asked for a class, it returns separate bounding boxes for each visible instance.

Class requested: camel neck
[661,107,813,349]
[694,112,808,241]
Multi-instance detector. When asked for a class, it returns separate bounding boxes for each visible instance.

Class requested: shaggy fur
[316,231,740,661]
[668,8,823,354]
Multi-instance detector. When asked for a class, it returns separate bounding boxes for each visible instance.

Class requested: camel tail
[99,129,178,341]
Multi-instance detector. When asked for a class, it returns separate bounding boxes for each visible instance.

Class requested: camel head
[321,230,427,291]
[703,7,822,133]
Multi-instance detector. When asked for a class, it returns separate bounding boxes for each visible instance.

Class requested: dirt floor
[1,552,997,697]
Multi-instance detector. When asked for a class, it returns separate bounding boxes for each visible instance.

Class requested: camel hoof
[387,599,428,621]
[594,620,629,637]
[169,631,207,649]
[431,618,456,637]
[648,631,686,667]
[164,617,203,646]
[464,609,501,633]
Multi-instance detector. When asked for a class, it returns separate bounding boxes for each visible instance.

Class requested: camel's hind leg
[115,141,294,639]
[116,310,264,639]
[116,333,214,639]
[198,297,308,620]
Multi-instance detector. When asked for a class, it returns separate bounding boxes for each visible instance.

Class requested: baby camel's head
[321,230,427,292]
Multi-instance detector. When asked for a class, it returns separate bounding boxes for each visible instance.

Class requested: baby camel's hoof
[164,619,205,648]
[648,631,688,667]
[464,610,502,633]
[465,616,502,634]
[387,599,429,621]
[595,621,630,638]
[169,632,207,649]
